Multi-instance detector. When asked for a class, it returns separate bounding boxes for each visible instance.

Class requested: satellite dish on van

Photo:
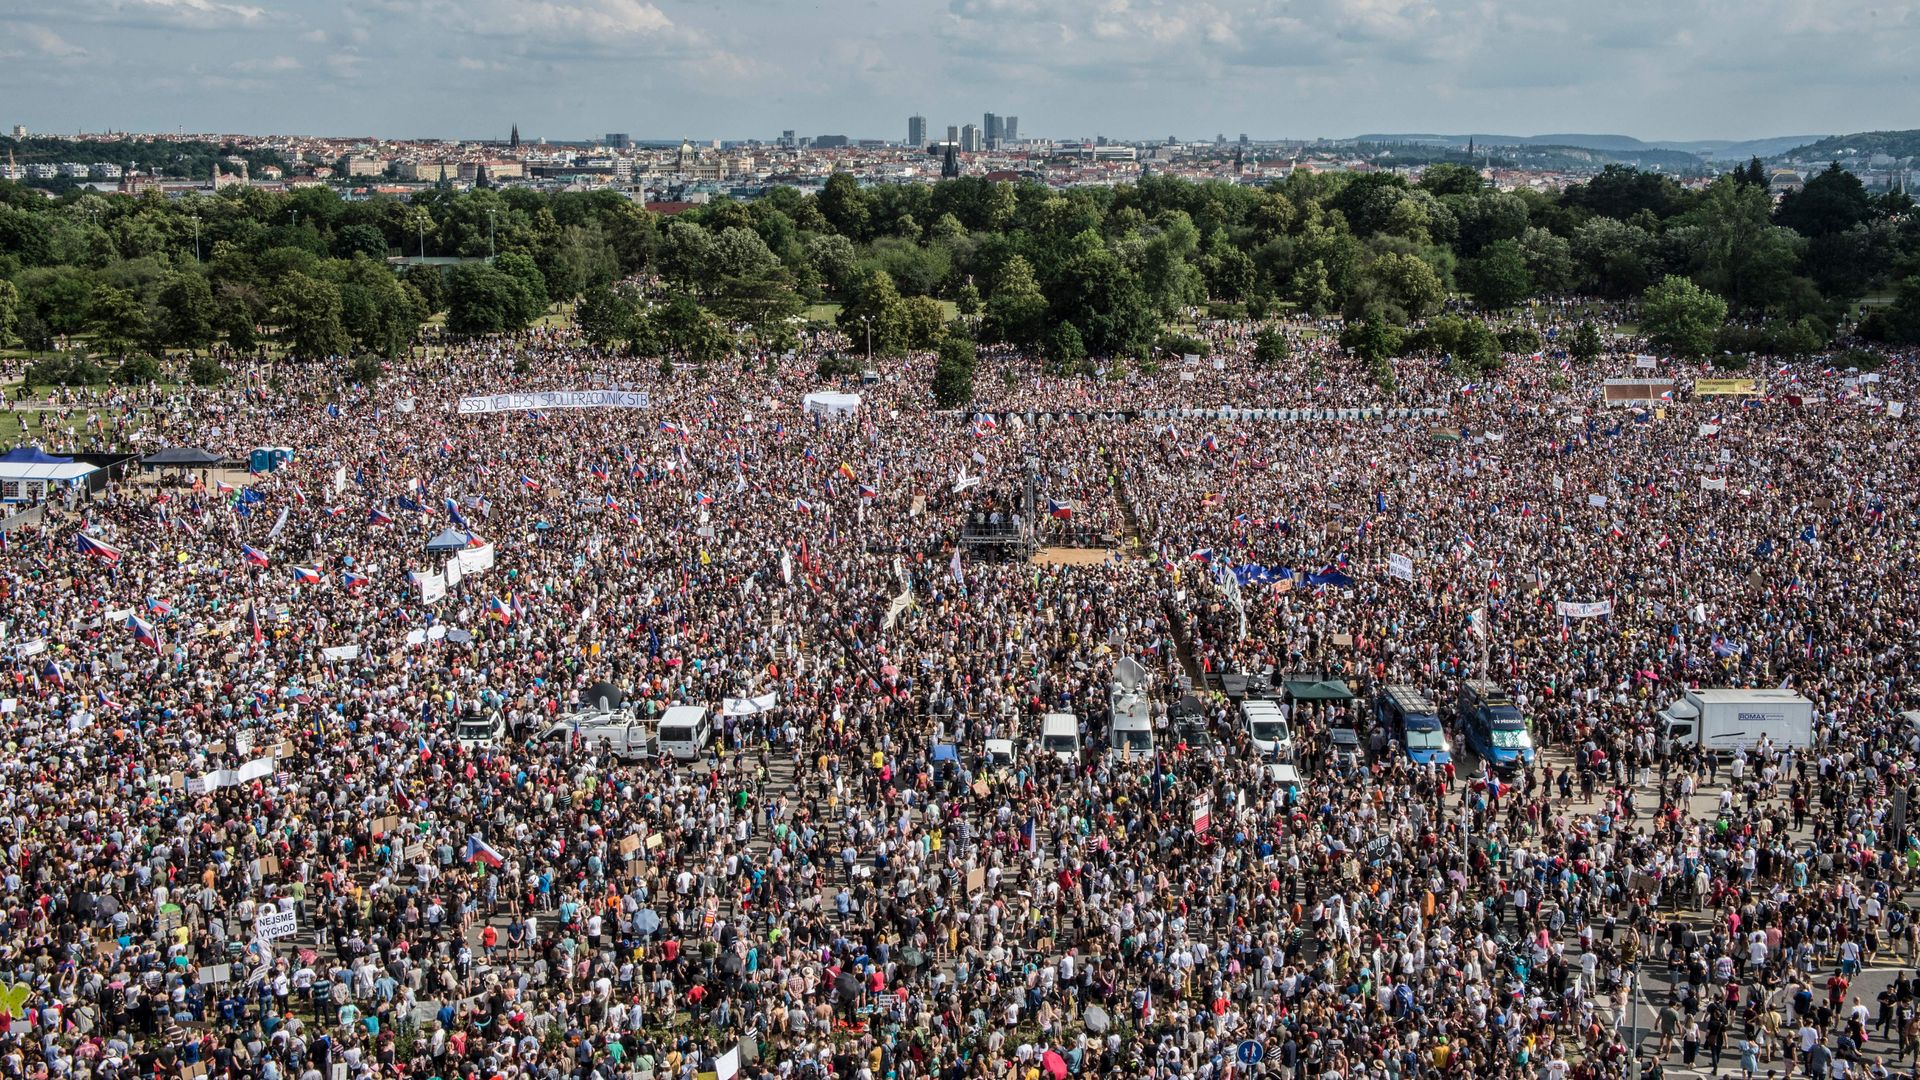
[1114,657,1146,693]
[585,680,625,713]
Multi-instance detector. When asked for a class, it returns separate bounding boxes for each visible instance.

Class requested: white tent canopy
[0,462,98,503]
[801,391,861,419]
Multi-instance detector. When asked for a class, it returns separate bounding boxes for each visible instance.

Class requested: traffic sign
[1237,1040,1265,1065]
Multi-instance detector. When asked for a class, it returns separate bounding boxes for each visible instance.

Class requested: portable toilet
[250,447,295,473]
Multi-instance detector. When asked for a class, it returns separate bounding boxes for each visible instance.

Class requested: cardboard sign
[620,834,642,856]
[199,963,232,986]
[645,833,664,851]
[966,868,986,894]
[255,908,297,941]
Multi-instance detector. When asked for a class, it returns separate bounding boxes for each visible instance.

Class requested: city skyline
[1,0,1915,143]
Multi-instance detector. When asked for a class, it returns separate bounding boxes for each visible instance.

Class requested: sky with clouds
[1,0,1914,143]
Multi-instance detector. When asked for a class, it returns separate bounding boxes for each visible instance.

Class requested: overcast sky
[1,0,1913,143]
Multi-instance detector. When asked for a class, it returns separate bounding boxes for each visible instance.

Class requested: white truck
[1658,688,1814,754]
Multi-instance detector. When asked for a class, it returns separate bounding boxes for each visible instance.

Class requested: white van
[656,706,712,761]
[454,710,507,749]
[1107,658,1154,764]
[1040,713,1081,763]
[535,716,653,759]
[1241,700,1294,759]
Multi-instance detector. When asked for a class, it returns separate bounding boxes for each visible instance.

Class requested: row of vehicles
[454,680,715,762]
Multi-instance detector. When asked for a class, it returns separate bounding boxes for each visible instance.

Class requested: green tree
[271,271,350,360]
[576,284,636,348]
[932,330,976,408]
[1252,326,1290,367]
[0,280,18,348]
[1569,320,1603,365]
[1045,323,1088,373]
[336,260,423,359]
[493,252,549,324]
[984,254,1047,347]
[1339,317,1402,367]
[1461,239,1533,310]
[155,272,217,350]
[86,284,148,359]
[1367,252,1444,320]
[838,269,910,357]
[1454,319,1501,373]
[115,354,163,385]
[1640,275,1728,358]
[446,264,531,336]
[186,353,229,385]
[1774,163,1872,238]
[817,173,872,241]
[901,295,947,350]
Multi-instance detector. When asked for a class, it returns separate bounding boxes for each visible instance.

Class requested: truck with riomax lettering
[1657,688,1814,753]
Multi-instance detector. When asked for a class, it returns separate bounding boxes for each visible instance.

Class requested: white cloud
[231,54,300,72]
[74,0,269,28]
[1,22,90,58]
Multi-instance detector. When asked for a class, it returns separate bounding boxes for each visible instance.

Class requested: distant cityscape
[2,117,1914,210]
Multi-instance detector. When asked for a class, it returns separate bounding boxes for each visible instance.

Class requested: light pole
[418,214,427,259]
[486,209,497,262]
[859,315,872,363]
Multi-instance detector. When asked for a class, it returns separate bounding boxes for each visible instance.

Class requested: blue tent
[0,447,72,465]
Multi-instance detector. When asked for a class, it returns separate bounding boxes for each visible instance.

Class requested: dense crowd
[0,313,1916,1080]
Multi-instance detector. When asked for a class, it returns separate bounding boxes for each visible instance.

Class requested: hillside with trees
[1,158,1918,391]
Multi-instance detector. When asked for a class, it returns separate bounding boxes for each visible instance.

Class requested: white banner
[255,908,297,941]
[722,693,779,716]
[420,573,447,604]
[1587,494,1608,507]
[1891,401,1907,418]
[457,543,495,575]
[457,390,650,415]
[443,558,463,588]
[1634,355,1657,369]
[1700,477,1727,491]
[321,645,362,661]
[1387,553,1414,582]
[1554,599,1614,619]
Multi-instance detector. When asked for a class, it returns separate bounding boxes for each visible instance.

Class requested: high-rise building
[780,130,796,148]
[960,124,982,152]
[907,115,927,148]
[983,112,1001,147]
[605,133,631,149]
[946,125,960,146]
[1004,116,1018,143]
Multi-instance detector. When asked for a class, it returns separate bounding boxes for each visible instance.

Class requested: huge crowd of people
[0,308,1917,1080]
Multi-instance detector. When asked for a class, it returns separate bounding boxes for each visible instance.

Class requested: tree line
[1,159,1917,399]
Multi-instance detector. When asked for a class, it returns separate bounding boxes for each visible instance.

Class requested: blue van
[1459,679,1533,773]
[1376,685,1450,766]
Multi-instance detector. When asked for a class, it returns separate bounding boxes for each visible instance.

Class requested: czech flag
[519,475,540,491]
[487,596,513,624]
[215,480,236,496]
[1201,434,1219,453]
[465,834,505,868]
[40,660,65,687]
[794,498,814,514]
[97,689,124,713]
[324,506,346,519]
[76,534,123,564]
[590,464,610,481]
[694,491,714,506]
[1048,498,1073,520]
[857,484,878,500]
[342,572,370,589]
[146,597,172,617]
[248,603,263,643]
[241,543,270,567]
[1659,389,1674,401]
[127,614,161,653]
[368,507,395,526]
[803,447,818,464]
[1188,548,1214,564]
[658,420,681,436]
[603,494,621,511]
[291,565,322,585]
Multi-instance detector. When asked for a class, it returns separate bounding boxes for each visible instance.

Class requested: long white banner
[458,390,650,415]
[1554,599,1613,619]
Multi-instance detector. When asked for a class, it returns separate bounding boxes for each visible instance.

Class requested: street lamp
[486,209,497,261]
